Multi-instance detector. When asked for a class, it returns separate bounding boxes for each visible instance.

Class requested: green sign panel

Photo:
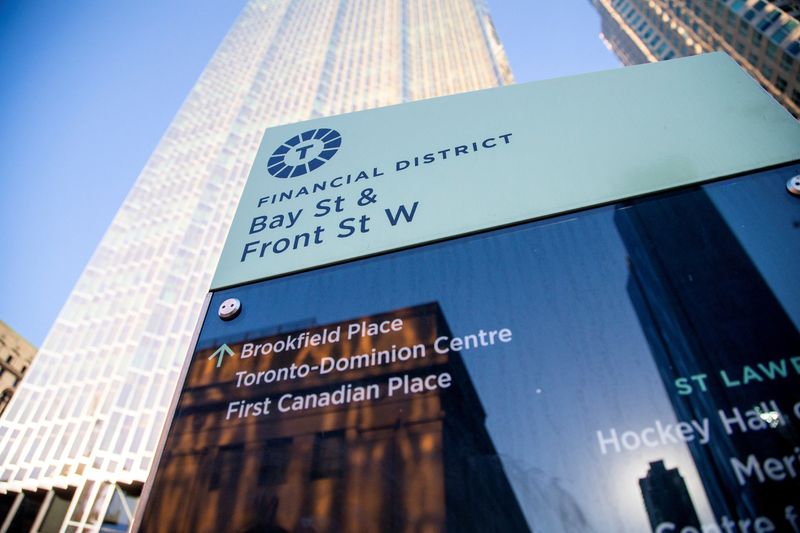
[211,53,800,290]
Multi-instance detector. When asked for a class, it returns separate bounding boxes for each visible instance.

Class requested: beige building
[592,0,800,116]
[0,322,36,417]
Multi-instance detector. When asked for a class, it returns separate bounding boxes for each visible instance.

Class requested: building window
[738,20,749,36]
[776,77,788,92]
[257,438,292,486]
[766,42,778,59]
[763,64,773,79]
[209,444,244,491]
[770,27,787,44]
[6,491,47,532]
[311,431,346,479]
[757,11,781,33]
[0,493,16,525]
[39,488,76,533]
[99,484,140,533]
[791,89,800,106]
[771,20,799,45]
[752,32,763,47]
[780,53,794,71]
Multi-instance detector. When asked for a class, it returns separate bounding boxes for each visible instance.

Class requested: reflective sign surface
[139,163,800,533]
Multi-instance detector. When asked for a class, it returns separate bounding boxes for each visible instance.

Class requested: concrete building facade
[0,322,36,417]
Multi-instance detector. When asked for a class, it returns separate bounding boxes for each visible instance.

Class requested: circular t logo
[267,128,342,179]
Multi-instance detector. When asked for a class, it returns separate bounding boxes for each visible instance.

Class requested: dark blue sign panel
[137,163,800,532]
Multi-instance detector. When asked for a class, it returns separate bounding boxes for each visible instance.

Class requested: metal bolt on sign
[787,175,800,197]
[218,298,241,320]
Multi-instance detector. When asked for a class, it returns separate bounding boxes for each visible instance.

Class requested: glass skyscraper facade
[0,1,512,531]
[591,0,800,116]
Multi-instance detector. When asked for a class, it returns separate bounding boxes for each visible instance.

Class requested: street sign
[134,55,800,533]
[211,53,800,290]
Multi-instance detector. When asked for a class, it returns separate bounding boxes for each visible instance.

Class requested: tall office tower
[0,1,513,531]
[590,0,800,116]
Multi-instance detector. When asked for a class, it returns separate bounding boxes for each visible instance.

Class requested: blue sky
[0,0,619,345]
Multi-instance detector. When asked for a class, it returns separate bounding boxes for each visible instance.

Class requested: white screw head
[218,298,241,321]
[788,175,800,197]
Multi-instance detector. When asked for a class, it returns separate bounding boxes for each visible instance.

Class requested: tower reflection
[639,460,700,531]
[616,187,800,524]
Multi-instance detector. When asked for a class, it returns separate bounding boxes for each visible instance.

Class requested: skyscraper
[0,1,513,530]
[639,460,701,532]
[591,0,800,116]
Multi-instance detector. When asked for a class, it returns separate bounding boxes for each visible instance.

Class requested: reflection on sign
[616,188,800,530]
[138,167,800,532]
[138,303,528,533]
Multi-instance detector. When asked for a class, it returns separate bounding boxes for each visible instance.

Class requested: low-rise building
[0,321,36,416]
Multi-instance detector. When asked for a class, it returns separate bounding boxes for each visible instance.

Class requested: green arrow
[208,343,235,368]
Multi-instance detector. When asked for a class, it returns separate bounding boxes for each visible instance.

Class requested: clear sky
[0,0,619,346]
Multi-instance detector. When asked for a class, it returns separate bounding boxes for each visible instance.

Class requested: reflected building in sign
[615,186,800,523]
[639,460,700,531]
[0,0,513,530]
[137,303,530,533]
